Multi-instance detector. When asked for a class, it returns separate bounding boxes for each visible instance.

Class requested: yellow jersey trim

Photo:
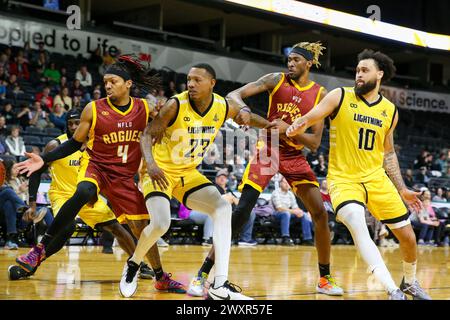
[142,98,150,121]
[107,97,134,116]
[313,86,324,107]
[87,101,97,150]
[289,79,315,92]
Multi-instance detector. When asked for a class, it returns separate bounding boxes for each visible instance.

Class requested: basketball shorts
[142,169,213,210]
[50,192,116,229]
[239,144,318,194]
[78,157,149,224]
[328,174,408,225]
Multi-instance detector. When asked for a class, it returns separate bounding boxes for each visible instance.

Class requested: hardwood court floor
[1,245,449,300]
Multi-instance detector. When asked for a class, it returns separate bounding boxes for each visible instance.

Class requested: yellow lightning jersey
[48,134,82,198]
[153,91,228,173]
[328,87,397,183]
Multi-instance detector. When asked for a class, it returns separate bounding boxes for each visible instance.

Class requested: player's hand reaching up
[147,162,169,190]
[286,117,308,137]
[14,152,44,177]
[400,189,423,213]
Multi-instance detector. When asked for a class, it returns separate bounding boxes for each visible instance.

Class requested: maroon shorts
[239,145,318,193]
[78,158,149,223]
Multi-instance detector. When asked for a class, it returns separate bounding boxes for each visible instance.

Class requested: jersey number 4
[358,128,376,151]
[117,145,129,163]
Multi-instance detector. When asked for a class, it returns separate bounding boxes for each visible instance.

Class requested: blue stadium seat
[23,135,42,145]
[45,127,62,137]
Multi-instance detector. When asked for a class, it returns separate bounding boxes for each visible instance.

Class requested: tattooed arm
[383,111,422,212]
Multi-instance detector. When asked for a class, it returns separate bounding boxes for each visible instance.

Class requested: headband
[105,65,131,81]
[290,47,314,61]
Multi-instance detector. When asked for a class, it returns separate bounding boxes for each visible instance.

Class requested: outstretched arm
[16,103,92,177]
[383,111,422,213]
[226,97,271,128]
[286,88,342,137]
[226,72,283,125]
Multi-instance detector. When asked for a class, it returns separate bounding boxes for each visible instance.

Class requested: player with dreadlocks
[188,42,344,297]
[14,55,185,294]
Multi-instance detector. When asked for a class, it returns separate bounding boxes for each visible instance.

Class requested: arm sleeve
[28,165,48,202]
[42,138,82,163]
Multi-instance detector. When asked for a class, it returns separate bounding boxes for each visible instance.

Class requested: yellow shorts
[142,169,213,209]
[328,174,408,224]
[50,193,117,229]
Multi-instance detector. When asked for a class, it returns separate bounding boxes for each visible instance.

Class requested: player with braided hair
[13,55,185,294]
[188,42,344,297]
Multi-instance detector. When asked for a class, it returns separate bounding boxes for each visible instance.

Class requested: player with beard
[188,42,343,297]
[287,49,431,300]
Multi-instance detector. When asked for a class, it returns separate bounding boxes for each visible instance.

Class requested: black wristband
[28,165,47,202]
[42,138,82,163]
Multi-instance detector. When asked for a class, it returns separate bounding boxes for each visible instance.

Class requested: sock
[213,275,227,288]
[319,263,330,278]
[403,260,417,284]
[40,233,54,247]
[154,267,164,281]
[198,257,214,278]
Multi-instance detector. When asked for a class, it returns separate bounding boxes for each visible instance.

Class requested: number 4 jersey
[153,91,228,174]
[83,97,150,178]
[328,87,397,183]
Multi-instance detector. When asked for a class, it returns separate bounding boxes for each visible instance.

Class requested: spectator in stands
[72,95,82,109]
[48,103,66,130]
[435,152,448,175]
[178,82,187,92]
[5,126,26,160]
[22,41,33,63]
[233,154,246,180]
[0,65,8,82]
[432,187,447,203]
[0,53,9,72]
[0,166,29,249]
[404,169,414,188]
[92,88,101,101]
[30,65,46,86]
[155,88,167,104]
[16,103,31,130]
[1,103,17,125]
[167,80,178,97]
[315,153,327,177]
[90,46,104,66]
[31,42,50,66]
[35,86,54,111]
[414,150,429,169]
[0,115,8,137]
[33,52,48,72]
[43,62,61,85]
[7,73,18,92]
[75,65,93,90]
[99,50,115,75]
[271,177,304,246]
[410,189,440,246]
[0,80,6,100]
[414,166,430,186]
[29,100,51,129]
[6,159,28,202]
[53,87,72,110]
[71,78,85,100]
[9,55,30,80]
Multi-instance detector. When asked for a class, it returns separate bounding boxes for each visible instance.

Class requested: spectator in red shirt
[35,86,53,111]
[9,55,30,80]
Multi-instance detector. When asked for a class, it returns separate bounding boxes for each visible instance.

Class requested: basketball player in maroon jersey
[14,55,185,294]
[189,42,343,296]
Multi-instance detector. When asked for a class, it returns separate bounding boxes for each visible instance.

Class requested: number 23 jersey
[153,91,228,174]
[328,87,397,183]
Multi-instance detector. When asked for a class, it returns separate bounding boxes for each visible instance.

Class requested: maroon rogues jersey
[84,97,150,177]
[267,73,323,159]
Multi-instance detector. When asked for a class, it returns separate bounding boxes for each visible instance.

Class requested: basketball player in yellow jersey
[120,63,270,299]
[286,49,431,300]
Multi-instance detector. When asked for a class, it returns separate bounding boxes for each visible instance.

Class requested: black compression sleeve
[28,165,48,202]
[41,138,82,163]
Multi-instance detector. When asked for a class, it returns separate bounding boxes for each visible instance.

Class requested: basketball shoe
[187,273,207,297]
[388,288,408,300]
[207,281,253,300]
[16,243,46,273]
[316,275,344,295]
[8,265,33,280]
[399,277,431,300]
[139,263,155,279]
[119,258,140,298]
[155,272,186,293]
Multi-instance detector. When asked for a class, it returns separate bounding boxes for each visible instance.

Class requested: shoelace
[125,262,139,283]
[224,281,242,293]
[404,281,426,296]
[324,275,338,286]
[26,246,42,264]
[162,273,183,288]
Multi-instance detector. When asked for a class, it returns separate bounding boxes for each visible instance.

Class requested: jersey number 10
[358,128,376,151]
